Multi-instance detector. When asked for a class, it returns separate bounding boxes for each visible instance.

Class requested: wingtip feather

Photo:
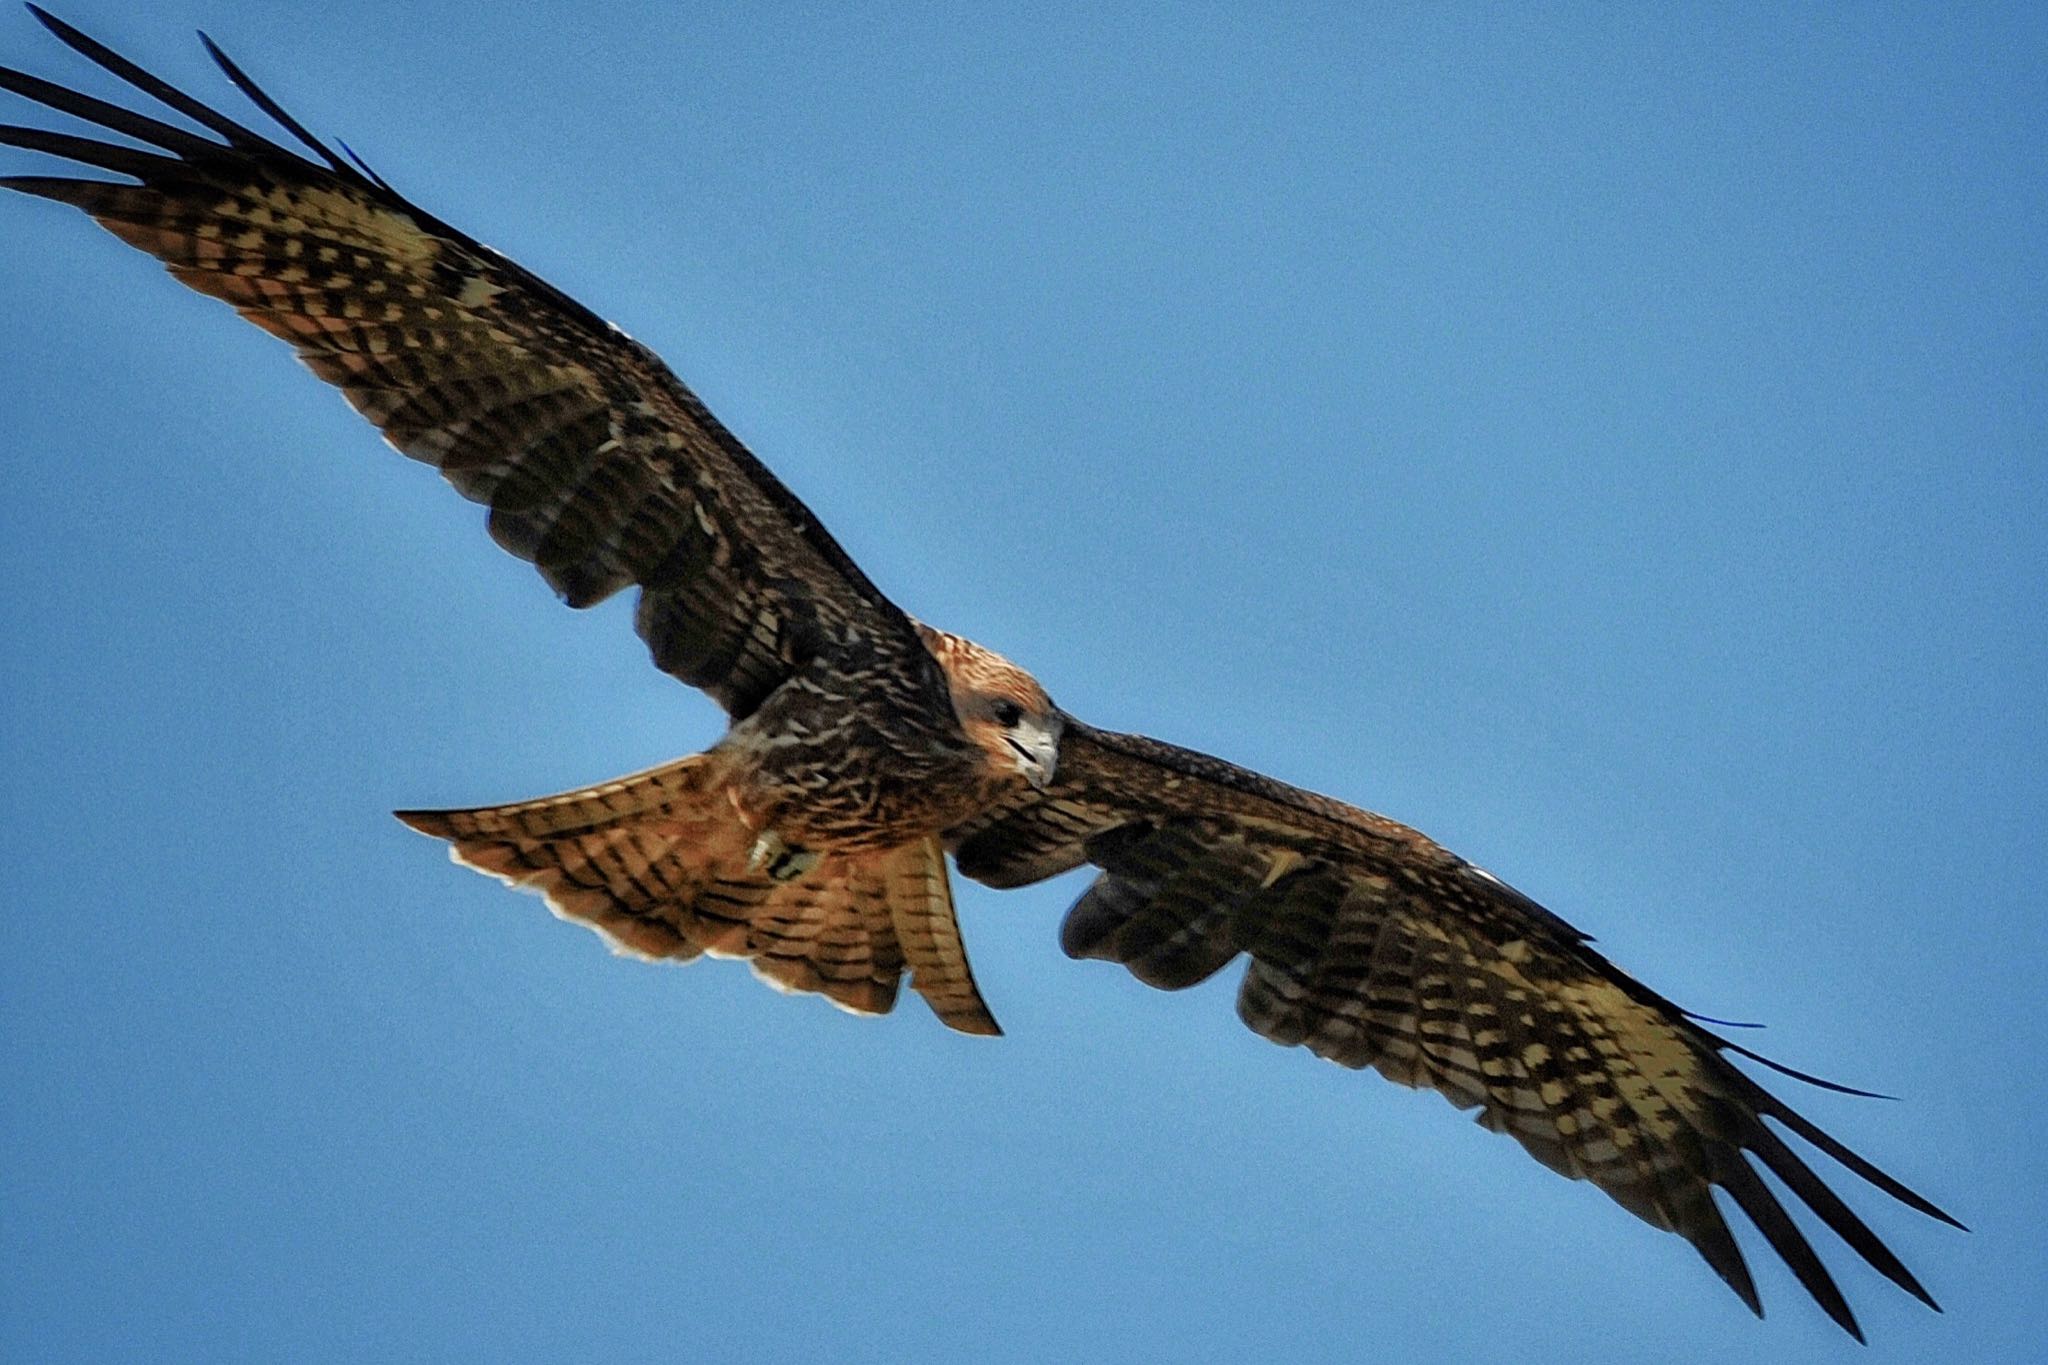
[195,27,350,176]
[393,808,456,837]
[24,4,69,39]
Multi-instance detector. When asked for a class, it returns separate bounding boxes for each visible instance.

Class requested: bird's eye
[991,700,1024,728]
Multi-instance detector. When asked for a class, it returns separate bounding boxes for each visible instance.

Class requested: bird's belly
[711,722,987,855]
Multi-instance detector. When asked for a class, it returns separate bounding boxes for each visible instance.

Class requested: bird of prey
[0,8,1960,1340]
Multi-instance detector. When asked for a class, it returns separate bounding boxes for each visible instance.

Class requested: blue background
[3,3,2041,1361]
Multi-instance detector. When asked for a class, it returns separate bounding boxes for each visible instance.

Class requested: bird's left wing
[948,719,1960,1340]
[0,9,940,722]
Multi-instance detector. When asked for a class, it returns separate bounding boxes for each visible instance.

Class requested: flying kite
[0,8,1960,1340]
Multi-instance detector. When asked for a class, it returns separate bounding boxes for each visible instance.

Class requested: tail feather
[396,758,997,1032]
[882,838,1003,1036]
[397,755,717,840]
[734,860,903,1018]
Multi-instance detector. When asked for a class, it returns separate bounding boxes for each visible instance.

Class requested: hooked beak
[1004,723,1060,790]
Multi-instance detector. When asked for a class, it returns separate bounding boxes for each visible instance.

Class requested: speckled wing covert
[949,719,1962,1340]
[0,6,937,724]
[3,8,1958,1339]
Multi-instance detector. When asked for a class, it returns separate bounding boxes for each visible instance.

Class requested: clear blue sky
[2,3,2041,1361]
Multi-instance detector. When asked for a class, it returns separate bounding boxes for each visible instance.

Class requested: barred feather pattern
[0,9,938,724]
[950,720,1960,1340]
[397,761,997,1030]
[1,11,1958,1341]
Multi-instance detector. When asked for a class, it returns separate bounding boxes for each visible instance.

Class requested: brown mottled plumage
[1,9,1959,1341]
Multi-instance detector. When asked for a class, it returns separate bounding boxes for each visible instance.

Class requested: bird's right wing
[0,8,938,721]
[949,719,1961,1340]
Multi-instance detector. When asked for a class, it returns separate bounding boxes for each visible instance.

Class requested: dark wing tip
[1683,1008,1766,1029]
[0,120,179,178]
[1684,1193,1764,1320]
[0,170,106,204]
[1711,1033,1899,1101]
[24,4,67,37]
[393,808,457,837]
[15,7,371,193]
[1733,1070,1967,1231]
[1733,1107,1948,1314]
[195,27,355,178]
[1717,1154,1868,1341]
[335,136,390,191]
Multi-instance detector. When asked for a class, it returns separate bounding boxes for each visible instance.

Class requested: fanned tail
[396,759,999,1033]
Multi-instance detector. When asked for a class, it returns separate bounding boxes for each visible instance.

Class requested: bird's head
[918,625,1062,790]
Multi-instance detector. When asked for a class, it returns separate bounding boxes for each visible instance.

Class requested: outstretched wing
[0,8,936,721]
[948,719,1961,1340]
